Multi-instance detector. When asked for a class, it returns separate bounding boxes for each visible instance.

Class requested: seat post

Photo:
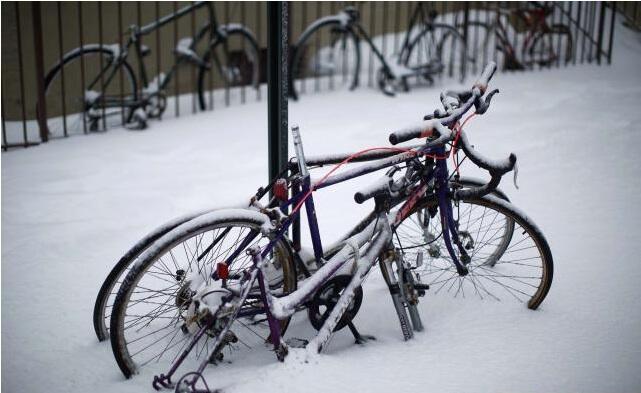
[291,125,309,178]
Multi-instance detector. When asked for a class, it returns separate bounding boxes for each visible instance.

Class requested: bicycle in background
[289,4,472,99]
[466,1,573,70]
[39,1,259,136]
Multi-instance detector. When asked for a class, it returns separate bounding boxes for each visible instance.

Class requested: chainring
[307,275,363,332]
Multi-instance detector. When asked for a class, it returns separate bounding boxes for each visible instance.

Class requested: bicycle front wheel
[198,26,260,110]
[40,46,138,137]
[289,20,360,100]
[394,194,553,309]
[110,211,296,378]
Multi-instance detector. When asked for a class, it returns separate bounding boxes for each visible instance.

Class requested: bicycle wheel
[40,46,138,137]
[402,23,471,83]
[394,194,553,309]
[523,24,573,68]
[197,26,260,111]
[110,211,296,378]
[93,211,208,342]
[289,20,360,100]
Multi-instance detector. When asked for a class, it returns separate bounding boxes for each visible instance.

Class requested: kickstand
[347,321,376,345]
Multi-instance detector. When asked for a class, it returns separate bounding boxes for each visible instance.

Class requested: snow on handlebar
[474,61,497,94]
[386,61,517,200]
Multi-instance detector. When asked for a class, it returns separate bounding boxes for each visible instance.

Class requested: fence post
[32,2,48,142]
[596,1,607,65]
[267,2,288,185]
[462,2,470,80]
[607,1,616,64]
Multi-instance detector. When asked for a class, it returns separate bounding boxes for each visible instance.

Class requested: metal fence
[1,1,620,151]
[616,1,641,31]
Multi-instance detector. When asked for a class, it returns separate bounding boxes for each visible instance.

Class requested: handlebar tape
[354,176,391,204]
[388,122,434,145]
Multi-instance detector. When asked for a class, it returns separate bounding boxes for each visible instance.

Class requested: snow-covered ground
[3,21,641,393]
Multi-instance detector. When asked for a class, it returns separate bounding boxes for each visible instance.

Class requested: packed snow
[2,19,641,393]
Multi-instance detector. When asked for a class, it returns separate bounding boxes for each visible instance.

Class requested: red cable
[291,113,479,216]
[291,147,415,215]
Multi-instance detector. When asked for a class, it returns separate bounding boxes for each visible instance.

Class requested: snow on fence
[0,1,619,150]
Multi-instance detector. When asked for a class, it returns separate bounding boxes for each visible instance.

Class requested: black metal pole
[607,1,616,64]
[267,2,288,186]
[32,2,48,143]
[16,3,28,145]
[462,2,470,81]
[596,1,607,65]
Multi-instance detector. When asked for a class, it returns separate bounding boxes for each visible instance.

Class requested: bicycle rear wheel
[110,212,296,378]
[394,194,553,309]
[289,20,360,100]
[40,46,138,137]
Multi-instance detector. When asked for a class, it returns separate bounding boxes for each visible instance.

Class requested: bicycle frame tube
[398,2,433,61]
[130,1,217,90]
[139,1,215,36]
[253,208,392,350]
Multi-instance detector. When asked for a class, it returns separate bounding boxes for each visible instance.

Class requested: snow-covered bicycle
[289,5,471,98]
[40,1,259,136]
[92,150,510,344]
[106,63,553,390]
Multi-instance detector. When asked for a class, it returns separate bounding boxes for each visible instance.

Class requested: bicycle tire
[289,20,360,101]
[402,23,471,83]
[395,194,553,310]
[93,211,208,342]
[110,211,297,378]
[39,46,138,137]
[197,26,260,111]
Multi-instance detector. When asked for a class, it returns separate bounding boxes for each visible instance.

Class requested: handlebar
[354,176,392,204]
[387,62,517,200]
[354,166,411,204]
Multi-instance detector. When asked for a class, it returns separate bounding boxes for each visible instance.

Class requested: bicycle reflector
[216,262,229,280]
[274,178,288,202]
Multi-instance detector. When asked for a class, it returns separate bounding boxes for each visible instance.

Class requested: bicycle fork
[380,249,427,340]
